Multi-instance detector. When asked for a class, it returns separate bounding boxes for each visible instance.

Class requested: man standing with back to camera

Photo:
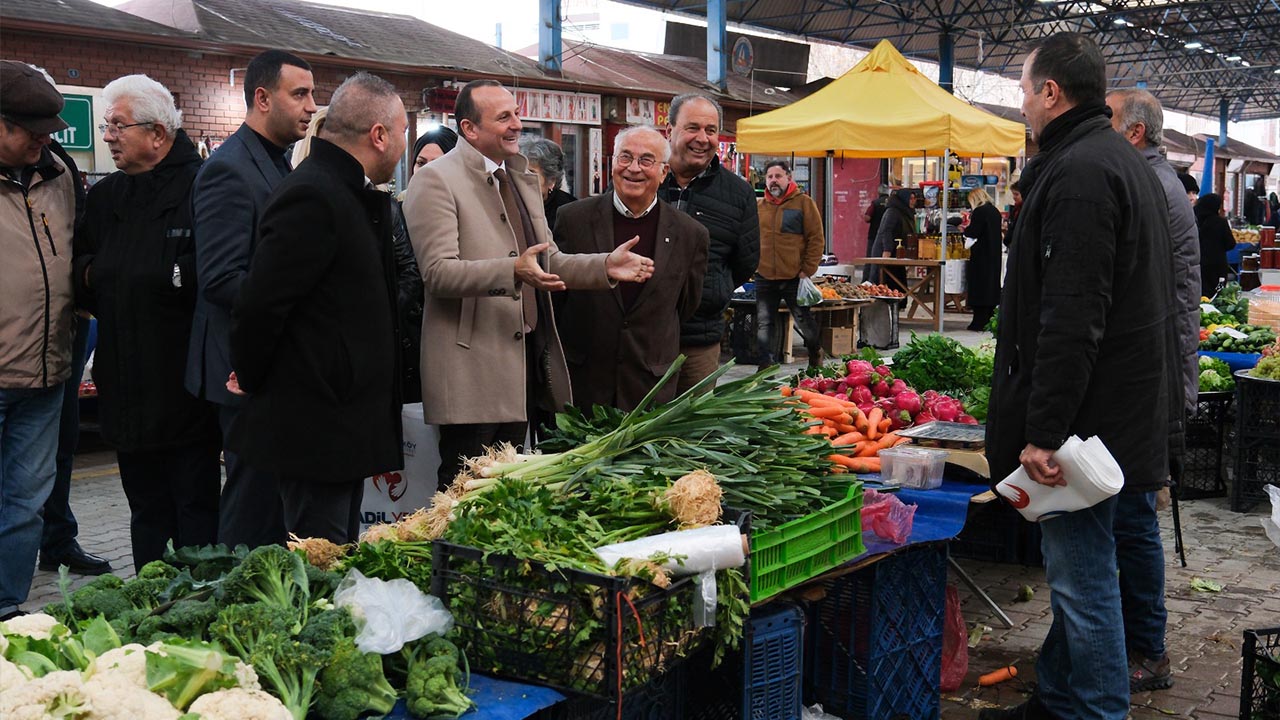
[186,49,316,548]
[982,32,1177,720]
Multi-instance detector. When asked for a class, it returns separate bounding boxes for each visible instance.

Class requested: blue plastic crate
[744,603,804,720]
[805,544,947,720]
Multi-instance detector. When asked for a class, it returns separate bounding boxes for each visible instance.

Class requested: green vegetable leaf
[1189,577,1223,593]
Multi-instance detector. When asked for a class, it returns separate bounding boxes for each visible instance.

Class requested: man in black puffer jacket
[981,33,1177,720]
[661,93,759,392]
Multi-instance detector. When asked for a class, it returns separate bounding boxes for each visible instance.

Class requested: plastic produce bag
[797,276,823,307]
[801,704,844,720]
[1263,484,1280,551]
[333,568,453,654]
[861,489,916,544]
[939,585,969,692]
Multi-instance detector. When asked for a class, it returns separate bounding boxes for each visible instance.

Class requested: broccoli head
[67,574,132,622]
[298,607,355,656]
[248,634,326,720]
[158,597,220,641]
[136,560,180,582]
[405,644,474,719]
[120,576,170,612]
[221,545,310,622]
[304,563,343,601]
[209,602,296,661]
[314,636,398,720]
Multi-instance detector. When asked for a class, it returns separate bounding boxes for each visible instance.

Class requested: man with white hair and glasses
[74,74,221,570]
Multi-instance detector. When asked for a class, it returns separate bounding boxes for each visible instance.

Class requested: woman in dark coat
[869,188,916,287]
[1195,193,1236,296]
[963,187,1003,330]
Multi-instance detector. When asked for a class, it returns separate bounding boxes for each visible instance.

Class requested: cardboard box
[822,327,854,356]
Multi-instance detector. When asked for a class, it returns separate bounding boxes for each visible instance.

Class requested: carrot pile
[781,386,911,474]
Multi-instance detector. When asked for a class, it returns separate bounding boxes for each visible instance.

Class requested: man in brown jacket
[0,61,77,620]
[554,126,709,411]
[756,160,825,368]
[404,80,654,491]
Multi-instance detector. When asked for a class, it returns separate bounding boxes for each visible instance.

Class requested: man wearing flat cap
[0,60,78,621]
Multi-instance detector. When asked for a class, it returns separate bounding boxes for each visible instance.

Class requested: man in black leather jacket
[660,94,759,392]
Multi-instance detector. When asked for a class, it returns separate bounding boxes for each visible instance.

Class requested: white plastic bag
[1261,484,1280,551]
[797,276,823,307]
[333,568,453,654]
[801,703,844,720]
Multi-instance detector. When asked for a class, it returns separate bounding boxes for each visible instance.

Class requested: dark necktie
[493,168,539,331]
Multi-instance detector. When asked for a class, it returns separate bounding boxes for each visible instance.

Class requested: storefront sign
[54,94,93,151]
[655,101,670,127]
[511,88,601,125]
[625,97,656,125]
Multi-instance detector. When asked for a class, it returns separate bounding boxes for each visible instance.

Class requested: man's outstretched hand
[515,242,565,291]
[607,236,655,284]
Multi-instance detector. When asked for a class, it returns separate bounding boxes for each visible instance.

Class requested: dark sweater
[613,208,659,309]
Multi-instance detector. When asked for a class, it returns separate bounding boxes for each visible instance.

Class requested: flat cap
[0,61,68,134]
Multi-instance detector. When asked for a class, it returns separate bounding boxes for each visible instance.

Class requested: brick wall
[2,30,429,144]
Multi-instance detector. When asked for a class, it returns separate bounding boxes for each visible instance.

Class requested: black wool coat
[74,131,217,452]
[228,138,403,481]
[962,202,1004,307]
[986,108,1176,495]
[660,156,760,347]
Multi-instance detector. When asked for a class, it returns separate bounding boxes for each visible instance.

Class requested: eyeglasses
[98,121,152,136]
[614,152,662,169]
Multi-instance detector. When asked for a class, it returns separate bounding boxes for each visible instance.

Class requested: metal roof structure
[617,1,1280,121]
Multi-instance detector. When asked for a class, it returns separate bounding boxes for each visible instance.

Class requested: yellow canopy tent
[736,39,1026,158]
[737,40,1026,331]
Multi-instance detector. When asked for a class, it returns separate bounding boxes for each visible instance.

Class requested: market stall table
[729,297,869,363]
[856,258,944,323]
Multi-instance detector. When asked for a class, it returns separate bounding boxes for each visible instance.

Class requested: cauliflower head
[82,674,182,720]
[0,612,63,640]
[87,643,149,689]
[0,669,90,720]
[1,654,34,693]
[188,687,293,720]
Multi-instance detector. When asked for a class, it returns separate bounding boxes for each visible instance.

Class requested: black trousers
[754,276,820,365]
[277,475,364,545]
[436,422,527,493]
[117,432,221,572]
[42,315,89,556]
[217,404,286,549]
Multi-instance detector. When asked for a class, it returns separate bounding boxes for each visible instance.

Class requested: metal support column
[1218,98,1229,149]
[538,0,562,73]
[939,31,955,94]
[707,0,727,92]
[825,151,834,253]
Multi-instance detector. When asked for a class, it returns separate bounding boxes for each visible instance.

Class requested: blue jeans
[0,385,63,615]
[754,276,819,365]
[42,316,90,556]
[1037,495,1130,720]
[1114,490,1166,658]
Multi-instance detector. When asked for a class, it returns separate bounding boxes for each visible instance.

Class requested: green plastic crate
[749,482,865,603]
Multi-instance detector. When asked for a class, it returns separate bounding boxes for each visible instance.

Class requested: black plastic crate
[1240,626,1280,720]
[949,499,1042,566]
[805,543,947,720]
[530,660,688,720]
[1236,373,1280,441]
[430,513,748,702]
[1181,391,1233,499]
[1231,435,1280,512]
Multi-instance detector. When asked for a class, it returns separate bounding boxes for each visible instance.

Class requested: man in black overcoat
[226,73,406,544]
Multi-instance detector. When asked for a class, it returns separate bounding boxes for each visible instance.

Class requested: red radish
[872,380,891,398]
[890,409,913,430]
[957,414,979,425]
[914,411,937,425]
[890,379,909,396]
[895,390,922,415]
[874,365,893,378]
[857,403,876,415]
[934,401,960,422]
[850,385,873,405]
[799,378,820,391]
[845,371,873,387]
[846,360,875,375]
[875,397,897,412]
[835,382,849,395]
[819,378,837,393]
[922,389,939,401]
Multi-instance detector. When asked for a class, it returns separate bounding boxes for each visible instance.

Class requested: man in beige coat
[404,80,653,491]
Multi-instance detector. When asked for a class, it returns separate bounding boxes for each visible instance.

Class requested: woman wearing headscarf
[962,187,1002,331]
[868,188,916,288]
[1195,193,1236,296]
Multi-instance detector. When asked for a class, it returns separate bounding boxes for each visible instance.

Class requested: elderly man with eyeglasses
[552,126,709,411]
[75,74,221,570]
